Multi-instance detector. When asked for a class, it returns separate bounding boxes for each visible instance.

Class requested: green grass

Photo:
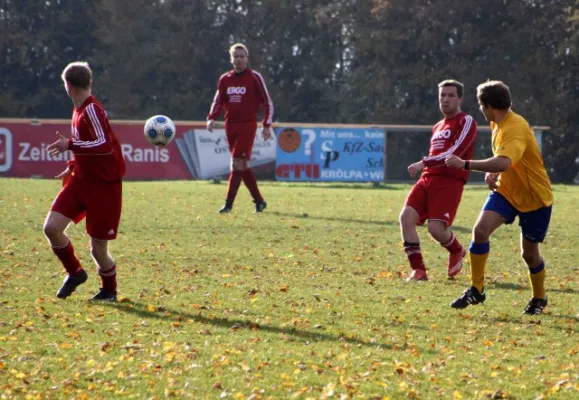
[1,179,578,399]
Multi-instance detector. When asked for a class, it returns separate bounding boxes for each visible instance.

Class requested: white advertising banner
[175,129,276,179]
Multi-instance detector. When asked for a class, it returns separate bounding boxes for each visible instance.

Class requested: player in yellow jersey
[445,80,553,315]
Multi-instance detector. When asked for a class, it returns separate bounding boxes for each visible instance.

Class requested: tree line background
[1,0,577,182]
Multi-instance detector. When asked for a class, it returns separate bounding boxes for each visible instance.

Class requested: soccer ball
[144,115,176,146]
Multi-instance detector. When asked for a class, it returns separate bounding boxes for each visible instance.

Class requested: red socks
[99,264,117,294]
[52,239,84,276]
[226,169,263,203]
[404,242,426,271]
[442,232,464,254]
[226,170,243,203]
[52,238,117,294]
[243,169,263,202]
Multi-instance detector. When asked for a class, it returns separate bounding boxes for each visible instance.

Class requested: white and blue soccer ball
[144,115,176,146]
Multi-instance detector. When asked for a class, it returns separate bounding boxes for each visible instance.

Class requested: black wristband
[464,161,470,171]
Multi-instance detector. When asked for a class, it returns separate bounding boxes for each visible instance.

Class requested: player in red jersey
[44,61,125,301]
[207,43,274,213]
[400,80,478,281]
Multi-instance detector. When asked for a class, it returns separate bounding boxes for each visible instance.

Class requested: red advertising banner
[0,119,203,180]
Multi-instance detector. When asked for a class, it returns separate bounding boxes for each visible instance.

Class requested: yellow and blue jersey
[491,111,553,212]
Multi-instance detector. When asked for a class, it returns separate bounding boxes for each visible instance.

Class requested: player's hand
[407,161,424,178]
[262,126,272,141]
[55,168,71,179]
[206,120,215,132]
[47,132,69,155]
[55,167,72,186]
[485,173,499,190]
[445,154,464,169]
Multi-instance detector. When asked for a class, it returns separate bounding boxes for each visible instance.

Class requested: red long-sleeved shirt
[66,95,125,182]
[207,68,274,127]
[422,112,478,182]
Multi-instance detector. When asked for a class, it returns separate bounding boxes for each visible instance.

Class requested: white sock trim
[51,237,70,250]
[98,264,116,277]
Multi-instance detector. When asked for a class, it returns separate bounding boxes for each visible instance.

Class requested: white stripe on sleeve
[73,103,106,148]
[252,71,274,125]
[429,115,473,161]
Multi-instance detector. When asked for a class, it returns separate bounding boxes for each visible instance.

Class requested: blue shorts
[483,191,552,243]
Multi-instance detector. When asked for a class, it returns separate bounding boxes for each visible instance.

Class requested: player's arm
[254,71,274,128]
[462,156,511,173]
[423,115,477,168]
[207,76,226,123]
[67,104,114,154]
[446,126,525,173]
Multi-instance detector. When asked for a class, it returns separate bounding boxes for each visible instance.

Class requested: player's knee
[521,249,539,266]
[231,159,244,171]
[43,221,60,240]
[399,209,416,227]
[472,224,491,242]
[427,223,446,240]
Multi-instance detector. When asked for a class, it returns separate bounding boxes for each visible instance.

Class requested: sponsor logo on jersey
[432,129,451,140]
[227,86,247,95]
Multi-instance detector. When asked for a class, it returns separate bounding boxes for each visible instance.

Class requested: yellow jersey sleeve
[494,126,526,165]
[491,113,553,212]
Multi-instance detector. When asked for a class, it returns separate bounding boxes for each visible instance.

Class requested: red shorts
[51,177,123,240]
[225,121,257,159]
[404,175,464,227]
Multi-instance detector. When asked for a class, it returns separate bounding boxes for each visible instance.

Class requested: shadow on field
[98,301,436,353]
[482,313,579,332]
[271,183,408,191]
[464,185,493,191]
[492,281,579,295]
[268,211,472,233]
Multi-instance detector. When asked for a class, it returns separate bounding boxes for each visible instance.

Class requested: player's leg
[243,166,267,212]
[237,122,266,212]
[400,180,428,281]
[45,181,88,298]
[85,181,122,301]
[451,193,513,309]
[242,158,267,212]
[220,157,245,213]
[427,220,465,278]
[519,205,552,314]
[426,178,466,278]
[89,238,117,301]
[219,125,241,213]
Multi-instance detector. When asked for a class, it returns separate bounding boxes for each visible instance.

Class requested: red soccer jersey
[207,67,274,127]
[422,112,477,182]
[66,95,125,182]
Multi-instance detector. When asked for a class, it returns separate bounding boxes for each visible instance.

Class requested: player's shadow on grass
[268,211,472,233]
[265,182,408,191]
[483,313,579,332]
[98,301,435,353]
[491,281,579,295]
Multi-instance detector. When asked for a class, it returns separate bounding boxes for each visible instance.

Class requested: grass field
[0,179,577,399]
